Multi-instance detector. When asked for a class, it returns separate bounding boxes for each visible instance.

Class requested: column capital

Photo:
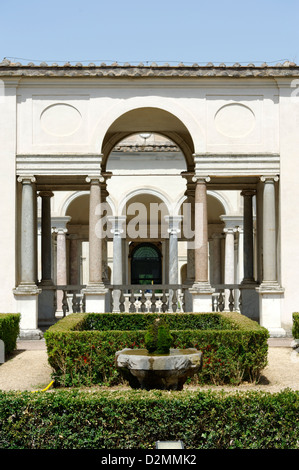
[260,175,279,183]
[107,215,126,236]
[53,227,68,235]
[211,232,224,239]
[17,175,36,184]
[86,175,105,184]
[192,175,211,183]
[223,227,237,234]
[241,189,256,197]
[38,191,54,198]
[165,215,183,235]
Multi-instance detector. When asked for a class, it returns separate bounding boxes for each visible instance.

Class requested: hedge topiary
[292,312,299,339]
[0,313,20,356]
[44,312,269,388]
[0,389,298,449]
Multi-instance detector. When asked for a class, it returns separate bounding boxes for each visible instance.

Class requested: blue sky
[1,0,299,65]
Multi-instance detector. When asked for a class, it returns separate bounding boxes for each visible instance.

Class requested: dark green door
[131,243,162,285]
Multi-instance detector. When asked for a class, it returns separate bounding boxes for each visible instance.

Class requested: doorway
[130,242,162,285]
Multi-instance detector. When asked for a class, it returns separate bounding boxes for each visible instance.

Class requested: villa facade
[0,60,298,338]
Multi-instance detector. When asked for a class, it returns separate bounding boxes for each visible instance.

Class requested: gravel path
[0,338,298,393]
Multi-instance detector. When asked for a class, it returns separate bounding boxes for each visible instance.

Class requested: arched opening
[102,107,195,171]
[130,242,162,285]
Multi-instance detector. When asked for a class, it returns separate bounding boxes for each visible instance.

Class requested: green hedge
[44,312,269,387]
[0,313,20,356]
[293,313,299,339]
[0,389,298,449]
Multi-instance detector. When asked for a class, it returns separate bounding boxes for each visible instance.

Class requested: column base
[240,282,259,322]
[256,282,286,336]
[190,282,215,312]
[38,281,57,327]
[13,284,42,337]
[82,283,107,313]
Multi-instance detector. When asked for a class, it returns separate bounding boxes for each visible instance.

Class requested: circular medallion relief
[214,103,255,138]
[40,103,82,136]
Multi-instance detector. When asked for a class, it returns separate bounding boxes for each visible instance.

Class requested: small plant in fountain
[144,317,173,354]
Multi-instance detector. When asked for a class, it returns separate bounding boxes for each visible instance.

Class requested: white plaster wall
[0,81,17,312]
[16,79,279,156]
[278,81,299,331]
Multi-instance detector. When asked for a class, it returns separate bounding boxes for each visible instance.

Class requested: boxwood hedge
[293,312,299,339]
[0,313,20,356]
[44,312,269,387]
[0,389,298,449]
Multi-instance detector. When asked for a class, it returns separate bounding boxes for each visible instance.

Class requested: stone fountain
[115,317,202,391]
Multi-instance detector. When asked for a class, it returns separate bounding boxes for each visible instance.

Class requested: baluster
[72,293,78,313]
[172,289,177,313]
[161,289,168,313]
[53,290,57,313]
[229,289,234,312]
[181,288,186,312]
[238,289,242,313]
[82,293,86,313]
[218,291,224,312]
[129,291,136,313]
[119,290,125,312]
[110,289,114,313]
[62,290,69,317]
[140,288,146,312]
[150,290,156,313]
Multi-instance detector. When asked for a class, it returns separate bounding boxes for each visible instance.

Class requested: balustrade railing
[212,284,242,312]
[40,282,247,316]
[107,284,188,313]
[40,284,86,316]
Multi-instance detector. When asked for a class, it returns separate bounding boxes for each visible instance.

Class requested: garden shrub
[44,312,269,388]
[292,312,299,339]
[0,389,298,449]
[0,313,20,356]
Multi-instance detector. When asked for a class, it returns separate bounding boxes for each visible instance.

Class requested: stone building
[0,60,297,338]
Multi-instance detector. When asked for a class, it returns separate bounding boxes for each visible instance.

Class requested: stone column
[108,216,126,313]
[190,175,214,311]
[82,176,107,313]
[240,190,259,320]
[261,177,278,283]
[13,176,41,338]
[211,233,222,285]
[257,176,285,336]
[223,227,236,310]
[165,216,182,285]
[241,190,256,283]
[54,221,70,313]
[39,191,54,283]
[38,191,56,326]
[181,172,195,311]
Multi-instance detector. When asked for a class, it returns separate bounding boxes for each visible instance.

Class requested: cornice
[1,60,299,79]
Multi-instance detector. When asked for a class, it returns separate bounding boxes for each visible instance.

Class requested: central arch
[100,106,196,170]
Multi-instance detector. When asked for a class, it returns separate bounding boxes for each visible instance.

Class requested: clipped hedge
[0,313,20,356]
[293,312,299,339]
[44,312,269,387]
[0,389,298,449]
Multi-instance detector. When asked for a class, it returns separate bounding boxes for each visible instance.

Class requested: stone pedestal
[257,283,285,336]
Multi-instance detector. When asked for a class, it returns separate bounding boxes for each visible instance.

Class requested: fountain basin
[115,348,202,390]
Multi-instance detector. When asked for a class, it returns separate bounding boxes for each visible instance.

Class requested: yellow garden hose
[31,380,54,393]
